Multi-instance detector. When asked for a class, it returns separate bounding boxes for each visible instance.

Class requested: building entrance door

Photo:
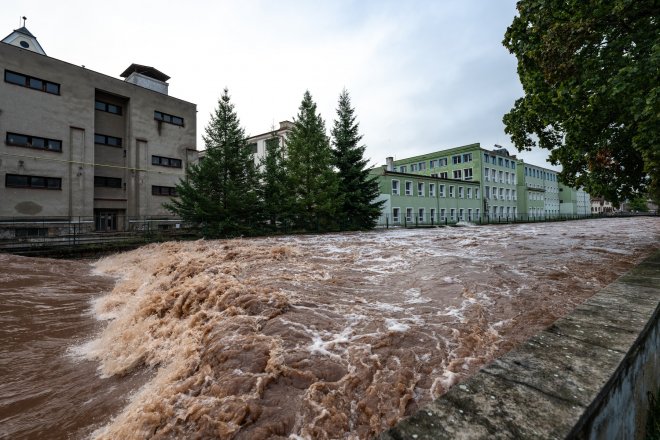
[94,210,123,231]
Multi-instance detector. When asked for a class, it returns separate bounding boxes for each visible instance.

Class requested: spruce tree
[259,133,288,227]
[331,89,384,229]
[166,88,260,236]
[284,91,340,230]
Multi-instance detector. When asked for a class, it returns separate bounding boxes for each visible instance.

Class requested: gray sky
[3,0,560,170]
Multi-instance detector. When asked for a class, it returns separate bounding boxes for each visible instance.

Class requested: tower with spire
[2,17,46,55]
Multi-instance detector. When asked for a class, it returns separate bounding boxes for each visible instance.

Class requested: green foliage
[502,0,659,204]
[627,195,649,212]
[259,134,289,226]
[284,91,340,230]
[165,88,260,236]
[331,89,384,229]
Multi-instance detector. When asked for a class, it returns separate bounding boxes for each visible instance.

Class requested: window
[15,228,48,238]
[5,173,61,189]
[499,188,504,199]
[491,169,496,181]
[430,208,436,221]
[450,208,456,220]
[485,186,490,199]
[505,188,510,200]
[458,186,464,198]
[459,208,464,220]
[152,185,178,196]
[505,159,510,168]
[484,153,490,163]
[6,132,61,152]
[430,173,438,178]
[452,155,462,164]
[467,208,472,221]
[438,158,448,166]
[475,188,480,199]
[95,133,122,147]
[399,165,407,173]
[405,181,412,196]
[505,172,510,184]
[392,208,400,223]
[462,153,472,162]
[467,187,472,198]
[429,183,436,197]
[418,162,426,171]
[94,176,122,188]
[429,159,437,169]
[439,172,448,179]
[154,110,184,126]
[417,182,424,196]
[152,155,183,168]
[4,70,60,95]
[498,157,503,166]
[492,206,497,217]
[484,167,490,181]
[512,207,517,217]
[512,189,516,201]
[464,168,473,180]
[406,208,413,222]
[418,208,425,222]
[499,171,504,183]
[449,185,455,197]
[453,170,462,179]
[411,163,418,172]
[392,180,400,195]
[440,208,446,220]
[439,184,445,197]
[95,100,122,115]
[476,208,480,220]
[248,142,258,154]
[525,167,528,176]
[511,162,516,170]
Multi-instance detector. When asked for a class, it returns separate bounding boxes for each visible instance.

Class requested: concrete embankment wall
[381,250,660,439]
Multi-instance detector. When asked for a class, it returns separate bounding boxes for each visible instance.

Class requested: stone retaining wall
[381,251,660,439]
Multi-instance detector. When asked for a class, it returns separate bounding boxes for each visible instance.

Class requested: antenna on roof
[22,16,27,27]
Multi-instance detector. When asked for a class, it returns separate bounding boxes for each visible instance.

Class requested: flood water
[1,217,658,439]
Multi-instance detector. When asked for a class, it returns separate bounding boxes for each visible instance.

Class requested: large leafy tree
[331,89,384,229]
[502,0,659,204]
[166,88,260,236]
[259,133,289,227]
[284,91,340,230]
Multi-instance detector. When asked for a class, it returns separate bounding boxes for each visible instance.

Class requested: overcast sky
[3,0,560,170]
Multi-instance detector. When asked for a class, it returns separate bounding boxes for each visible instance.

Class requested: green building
[517,163,560,218]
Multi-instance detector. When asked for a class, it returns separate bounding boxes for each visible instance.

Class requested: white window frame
[417,182,425,197]
[406,207,413,222]
[418,208,425,222]
[405,181,412,196]
[467,187,472,199]
[449,185,455,198]
[391,179,400,195]
[392,207,400,223]
[429,183,436,197]
[439,184,445,197]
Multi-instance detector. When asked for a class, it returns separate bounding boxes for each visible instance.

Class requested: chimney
[120,64,170,95]
[386,157,394,171]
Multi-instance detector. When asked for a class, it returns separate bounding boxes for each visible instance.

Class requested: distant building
[591,197,615,214]
[0,26,197,233]
[247,121,293,165]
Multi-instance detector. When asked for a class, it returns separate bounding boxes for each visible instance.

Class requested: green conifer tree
[284,91,340,230]
[259,133,289,228]
[165,88,260,236]
[331,89,384,229]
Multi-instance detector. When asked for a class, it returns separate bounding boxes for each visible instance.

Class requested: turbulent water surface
[1,217,659,439]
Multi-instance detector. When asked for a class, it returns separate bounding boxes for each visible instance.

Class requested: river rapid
[1,217,658,439]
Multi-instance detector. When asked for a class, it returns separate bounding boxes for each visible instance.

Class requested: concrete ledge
[381,251,660,440]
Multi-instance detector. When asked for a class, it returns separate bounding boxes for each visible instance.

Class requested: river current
[1,217,658,439]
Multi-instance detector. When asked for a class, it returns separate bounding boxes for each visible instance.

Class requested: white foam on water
[385,318,410,332]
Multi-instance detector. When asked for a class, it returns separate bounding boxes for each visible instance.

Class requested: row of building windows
[154,110,184,126]
[391,207,482,223]
[6,132,62,152]
[5,173,177,196]
[483,168,517,185]
[391,180,481,199]
[525,167,556,180]
[151,155,182,168]
[484,186,517,201]
[94,133,123,147]
[4,70,60,95]
[483,153,517,169]
[95,100,122,115]
[396,153,474,173]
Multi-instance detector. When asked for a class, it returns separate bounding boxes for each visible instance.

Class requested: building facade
[0,27,197,232]
[517,163,560,218]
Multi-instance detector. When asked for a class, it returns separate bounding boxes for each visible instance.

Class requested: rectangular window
[406,208,413,222]
[499,171,504,183]
[419,162,426,171]
[484,153,490,163]
[404,181,413,196]
[439,184,445,197]
[418,208,425,222]
[429,183,436,197]
[399,165,407,173]
[453,170,462,179]
[95,133,122,147]
[4,70,60,95]
[440,208,446,220]
[462,153,472,163]
[467,187,472,198]
[452,155,462,164]
[464,168,473,180]
[467,208,472,221]
[391,180,400,195]
[484,167,490,181]
[505,159,510,168]
[151,155,183,168]
[94,176,122,188]
[439,172,448,179]
[152,185,178,196]
[6,132,62,152]
[5,173,61,190]
[411,163,418,172]
[430,208,436,221]
[505,172,510,184]
[498,157,503,166]
[247,142,258,154]
[95,100,122,115]
[499,188,504,199]
[392,207,400,223]
[476,188,480,199]
[491,169,496,181]
[154,110,184,126]
[485,186,490,199]
[450,208,456,220]
[506,188,511,200]
[449,185,455,197]
[417,182,424,196]
[438,158,448,166]
[429,159,437,169]
[458,186,464,198]
[511,162,516,170]
[476,208,480,219]
[15,227,48,238]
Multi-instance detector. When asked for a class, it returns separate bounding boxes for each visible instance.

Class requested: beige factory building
[0,26,197,233]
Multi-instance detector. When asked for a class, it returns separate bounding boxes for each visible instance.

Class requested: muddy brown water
[1,218,658,439]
